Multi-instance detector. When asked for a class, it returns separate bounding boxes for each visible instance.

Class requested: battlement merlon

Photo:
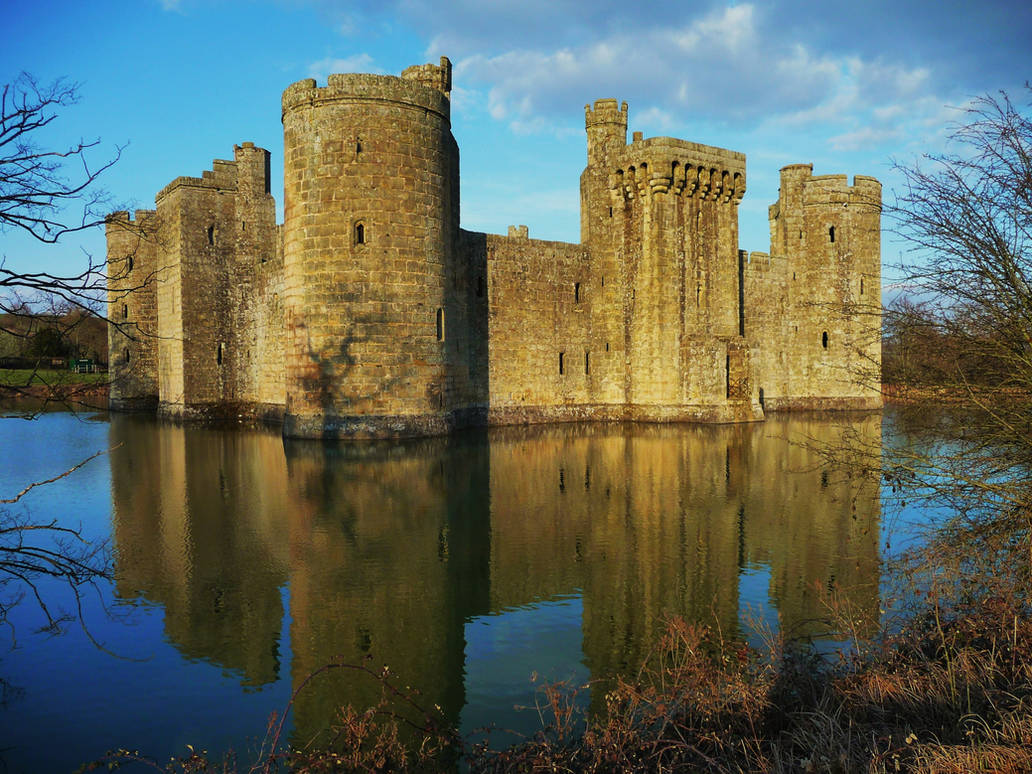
[608,138,746,202]
[282,64,451,124]
[401,56,452,97]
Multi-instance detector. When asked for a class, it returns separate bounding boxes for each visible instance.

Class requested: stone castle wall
[107,58,881,438]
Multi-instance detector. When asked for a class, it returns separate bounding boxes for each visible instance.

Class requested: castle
[106,57,881,439]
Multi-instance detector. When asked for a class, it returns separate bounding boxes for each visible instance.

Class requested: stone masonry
[107,57,881,439]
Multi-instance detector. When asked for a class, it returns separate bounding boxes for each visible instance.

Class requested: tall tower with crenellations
[743,165,882,410]
[106,209,159,410]
[280,56,464,438]
[581,99,760,421]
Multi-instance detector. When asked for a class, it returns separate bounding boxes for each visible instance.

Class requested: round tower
[280,58,459,438]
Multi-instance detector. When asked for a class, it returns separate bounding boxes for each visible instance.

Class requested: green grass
[0,368,108,387]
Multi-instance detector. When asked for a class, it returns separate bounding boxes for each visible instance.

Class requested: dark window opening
[355,222,365,245]
[559,467,565,492]
[829,226,835,243]
[759,387,765,408]
[436,308,444,341]
[122,304,128,320]
[127,255,134,272]
[696,284,701,305]
[124,347,130,364]
[242,221,246,231]
[476,276,484,298]
[792,272,796,280]
[356,137,362,154]
[559,352,565,375]
[609,206,613,217]
[574,282,581,303]
[822,330,828,349]
[725,354,731,398]
[217,343,225,366]
[605,341,610,352]
[207,225,215,245]
[584,351,590,375]
[799,229,802,239]
[601,275,605,287]
[860,277,865,295]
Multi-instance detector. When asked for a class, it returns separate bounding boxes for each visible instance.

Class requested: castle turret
[748,166,882,410]
[106,209,159,409]
[581,99,627,245]
[280,57,461,438]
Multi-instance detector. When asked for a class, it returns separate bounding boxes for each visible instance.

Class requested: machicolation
[107,56,881,439]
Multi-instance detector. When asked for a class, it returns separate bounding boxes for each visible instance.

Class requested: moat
[0,411,891,771]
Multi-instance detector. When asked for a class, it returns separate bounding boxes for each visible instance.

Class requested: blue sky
[2,0,1030,285]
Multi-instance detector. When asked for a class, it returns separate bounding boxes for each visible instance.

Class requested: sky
[2,0,1030,287]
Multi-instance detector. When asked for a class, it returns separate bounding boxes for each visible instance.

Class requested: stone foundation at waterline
[107,57,881,439]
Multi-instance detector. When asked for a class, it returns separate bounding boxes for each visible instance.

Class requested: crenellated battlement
[401,56,452,97]
[604,137,746,201]
[106,209,157,225]
[506,225,529,239]
[585,98,628,129]
[281,61,452,123]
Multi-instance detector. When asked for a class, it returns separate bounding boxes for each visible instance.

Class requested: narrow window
[122,304,128,320]
[696,284,701,305]
[608,206,613,217]
[605,342,610,352]
[601,275,605,287]
[584,351,590,375]
[860,277,865,295]
[759,387,765,408]
[799,229,802,239]
[725,354,731,398]
[476,276,484,298]
[559,467,565,492]
[356,137,362,154]
[355,222,365,245]
[829,226,835,243]
[822,331,829,349]
[574,282,581,303]
[559,352,565,375]
[217,343,224,366]
[436,308,444,341]
[127,255,134,272]
[207,225,215,245]
[124,347,130,364]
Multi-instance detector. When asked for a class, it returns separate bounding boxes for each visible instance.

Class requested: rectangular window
[559,352,565,375]
[584,351,590,375]
[436,308,444,341]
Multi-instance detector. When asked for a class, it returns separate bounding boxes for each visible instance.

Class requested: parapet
[608,136,746,202]
[106,209,157,224]
[506,225,529,239]
[401,56,452,97]
[156,156,238,201]
[282,60,452,122]
[585,98,628,130]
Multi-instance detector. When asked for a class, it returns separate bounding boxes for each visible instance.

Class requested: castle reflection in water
[108,414,881,745]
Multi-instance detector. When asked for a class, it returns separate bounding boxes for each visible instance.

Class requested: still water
[0,411,884,771]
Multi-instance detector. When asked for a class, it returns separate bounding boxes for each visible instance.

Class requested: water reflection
[108,413,881,746]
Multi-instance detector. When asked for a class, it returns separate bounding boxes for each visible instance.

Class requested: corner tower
[281,57,460,438]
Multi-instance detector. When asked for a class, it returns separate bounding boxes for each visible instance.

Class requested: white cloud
[159,0,182,10]
[307,54,383,81]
